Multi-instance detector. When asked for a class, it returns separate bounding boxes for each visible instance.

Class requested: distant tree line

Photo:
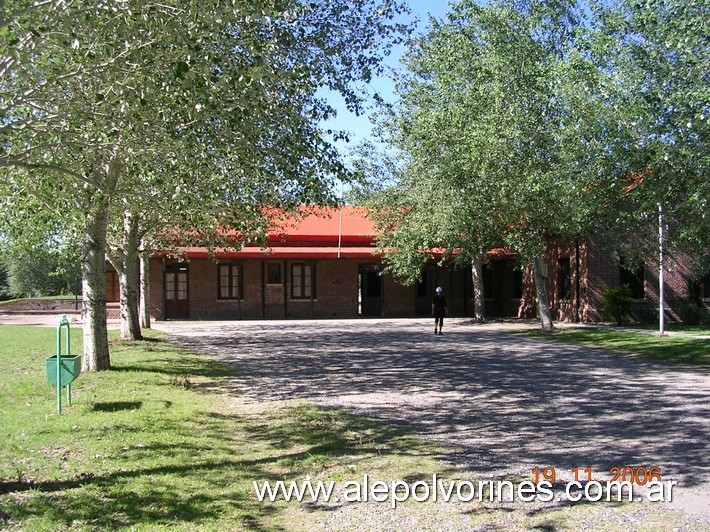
[0,242,80,300]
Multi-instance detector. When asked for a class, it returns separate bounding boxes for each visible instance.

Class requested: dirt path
[154,317,709,524]
[0,312,120,328]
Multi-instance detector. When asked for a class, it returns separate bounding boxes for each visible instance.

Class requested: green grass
[621,323,710,336]
[0,325,450,530]
[527,328,709,366]
[2,324,705,530]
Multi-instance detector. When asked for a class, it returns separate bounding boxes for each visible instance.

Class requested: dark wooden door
[359,264,383,316]
[105,270,119,303]
[165,266,189,319]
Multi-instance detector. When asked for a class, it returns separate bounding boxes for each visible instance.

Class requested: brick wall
[575,237,705,323]
[484,259,527,318]
[148,258,164,320]
[541,239,584,322]
[583,238,614,321]
[435,267,470,317]
[146,245,706,323]
[301,259,359,319]
[149,257,373,320]
[147,257,480,320]
[383,274,414,316]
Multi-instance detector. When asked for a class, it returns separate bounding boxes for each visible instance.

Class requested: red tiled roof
[267,206,375,244]
[155,207,378,259]
[155,207,518,261]
[175,245,378,260]
[486,248,517,260]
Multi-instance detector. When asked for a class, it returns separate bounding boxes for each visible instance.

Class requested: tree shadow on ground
[166,320,710,490]
[1,396,445,529]
[109,338,235,380]
[91,400,143,412]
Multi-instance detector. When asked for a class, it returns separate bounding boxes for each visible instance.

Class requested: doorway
[359,264,383,316]
[165,263,189,319]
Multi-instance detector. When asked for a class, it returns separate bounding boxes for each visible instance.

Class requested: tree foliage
[358,0,707,331]
[0,221,80,299]
[591,0,709,257]
[0,243,78,298]
[360,0,603,330]
[1,0,409,368]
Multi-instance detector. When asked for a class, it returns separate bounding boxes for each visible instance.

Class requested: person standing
[432,286,448,335]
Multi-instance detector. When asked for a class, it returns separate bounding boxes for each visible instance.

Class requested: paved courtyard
[154,318,709,518]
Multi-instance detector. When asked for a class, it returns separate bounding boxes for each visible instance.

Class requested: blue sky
[320,1,453,156]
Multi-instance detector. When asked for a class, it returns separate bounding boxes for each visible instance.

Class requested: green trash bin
[46,354,81,387]
[46,314,81,414]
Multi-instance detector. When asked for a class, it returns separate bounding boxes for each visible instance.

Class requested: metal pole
[67,321,71,405]
[56,317,62,414]
[337,205,343,259]
[659,204,665,336]
[64,319,71,404]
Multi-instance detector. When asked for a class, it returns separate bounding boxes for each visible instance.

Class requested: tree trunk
[109,211,142,341]
[81,193,111,372]
[532,255,554,332]
[471,256,486,321]
[139,249,151,329]
[119,259,142,340]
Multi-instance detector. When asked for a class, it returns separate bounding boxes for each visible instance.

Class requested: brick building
[521,236,708,323]
[145,207,475,320]
[111,207,707,322]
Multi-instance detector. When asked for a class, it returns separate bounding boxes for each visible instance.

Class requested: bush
[601,284,634,326]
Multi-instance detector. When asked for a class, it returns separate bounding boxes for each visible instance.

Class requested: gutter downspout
[337,204,343,259]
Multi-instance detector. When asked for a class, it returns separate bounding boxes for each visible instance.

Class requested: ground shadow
[162,319,710,490]
[1,400,445,530]
[92,401,143,412]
